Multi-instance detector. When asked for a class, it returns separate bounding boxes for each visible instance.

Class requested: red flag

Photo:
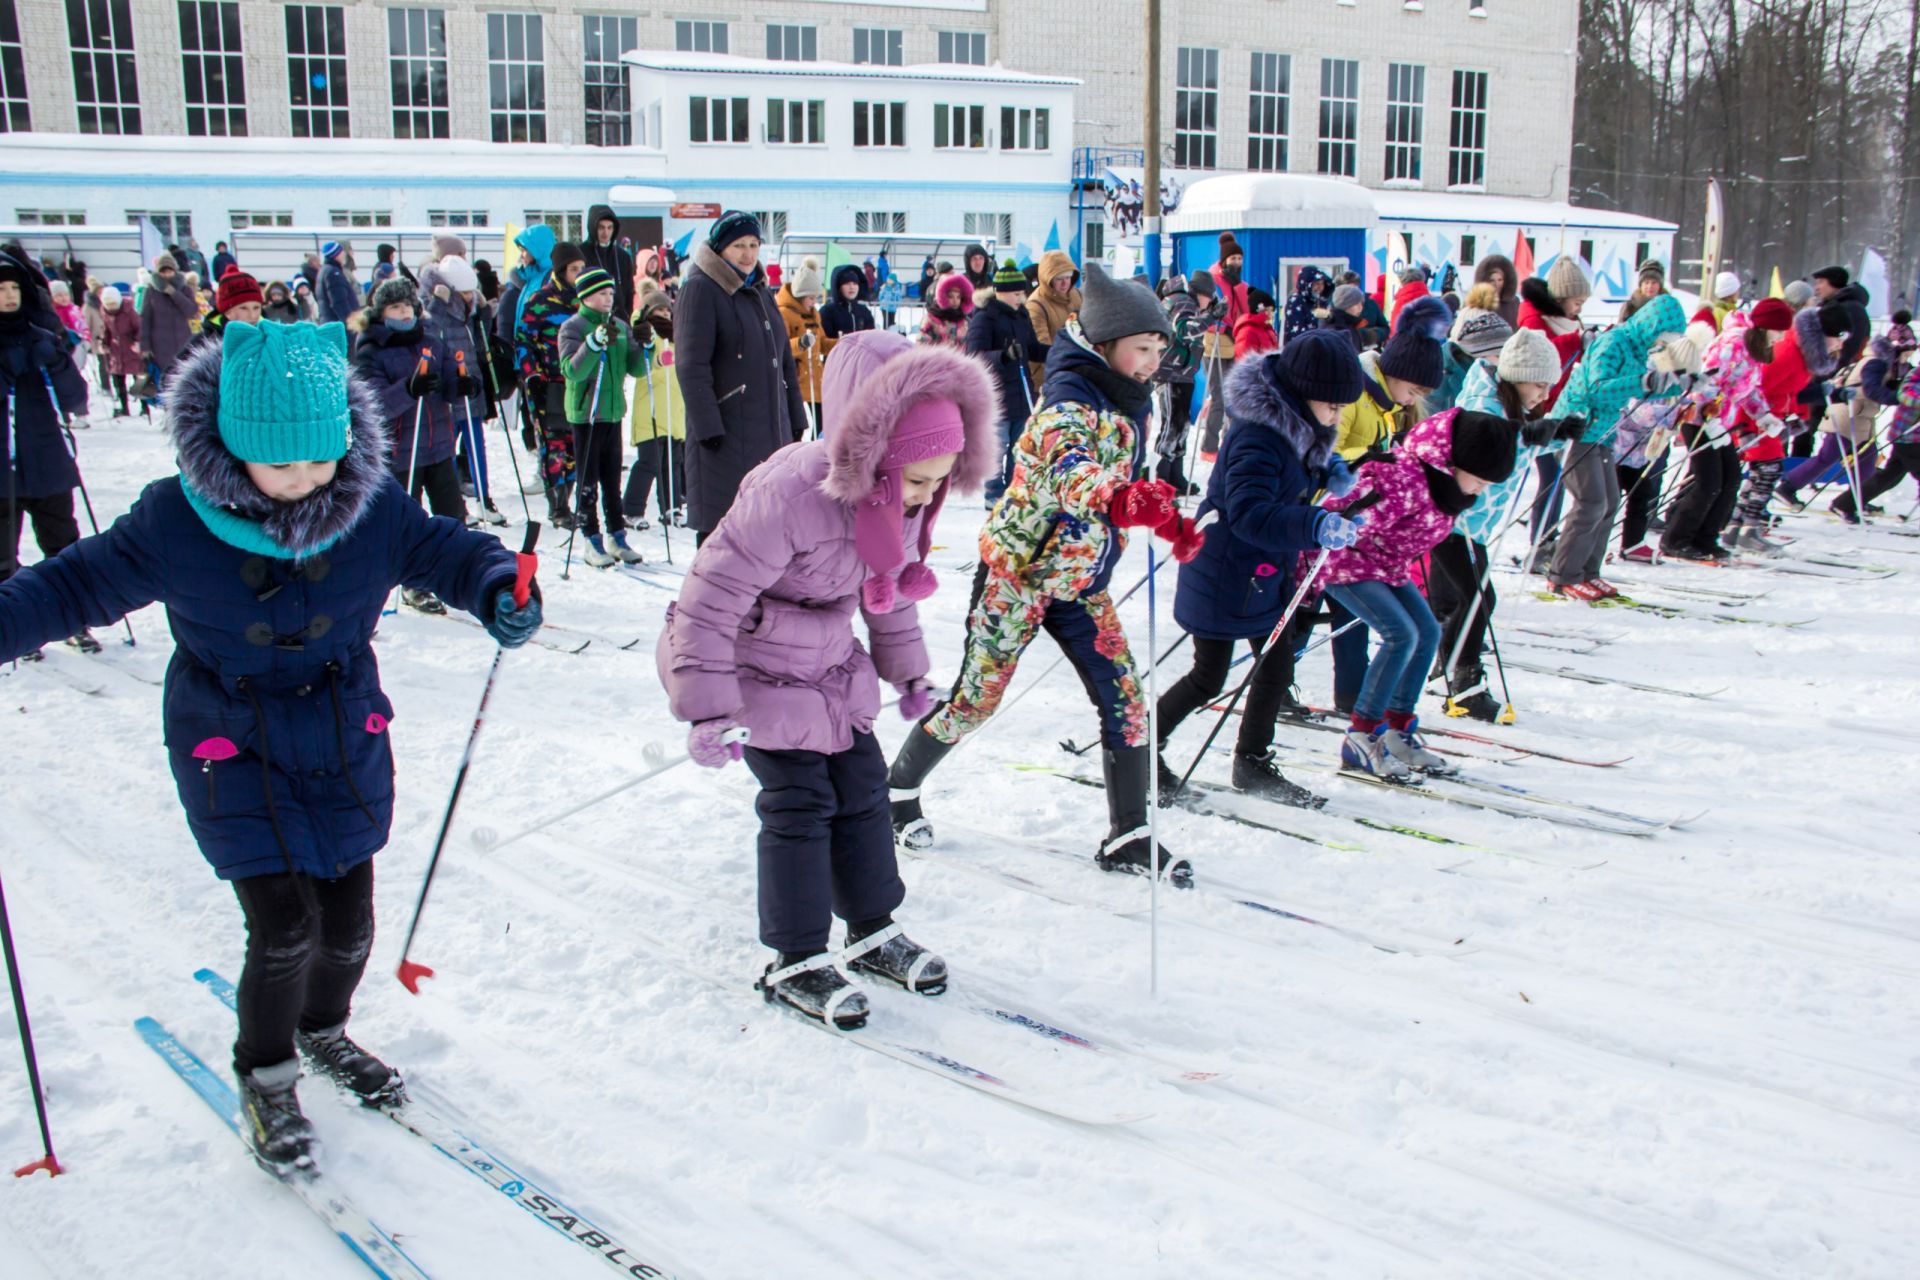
[1512,228,1535,281]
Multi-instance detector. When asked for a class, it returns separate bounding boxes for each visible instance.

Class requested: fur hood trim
[1793,304,1839,381]
[1518,276,1560,316]
[168,337,393,559]
[1221,355,1338,471]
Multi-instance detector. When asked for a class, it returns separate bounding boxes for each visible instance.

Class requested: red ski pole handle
[513,521,540,608]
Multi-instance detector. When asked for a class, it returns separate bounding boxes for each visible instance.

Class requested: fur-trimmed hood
[1793,303,1840,381]
[1518,276,1560,317]
[168,334,393,559]
[1474,254,1518,304]
[1222,354,1338,472]
[931,272,974,318]
[821,331,999,504]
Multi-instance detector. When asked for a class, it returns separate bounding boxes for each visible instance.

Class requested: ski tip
[396,959,435,995]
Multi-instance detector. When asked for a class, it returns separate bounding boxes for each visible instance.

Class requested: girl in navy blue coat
[0,320,542,1173]
[1155,332,1366,807]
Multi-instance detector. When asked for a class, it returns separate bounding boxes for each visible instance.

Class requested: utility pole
[1142,0,1162,285]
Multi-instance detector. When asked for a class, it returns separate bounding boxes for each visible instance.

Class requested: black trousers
[1836,441,1920,514]
[2,490,80,579]
[742,730,903,953]
[230,860,375,1074]
[1660,429,1741,553]
[1616,460,1660,550]
[622,436,684,520]
[1156,625,1298,757]
[1427,533,1495,675]
[572,419,626,538]
[391,457,467,522]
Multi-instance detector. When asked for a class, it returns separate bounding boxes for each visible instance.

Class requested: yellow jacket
[1334,350,1416,459]
[629,335,687,444]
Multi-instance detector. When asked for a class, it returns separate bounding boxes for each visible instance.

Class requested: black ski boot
[843,917,947,995]
[1230,750,1327,808]
[401,587,447,615]
[887,725,954,850]
[1154,749,1184,803]
[1444,666,1503,723]
[67,629,103,654]
[757,952,869,1029]
[1093,746,1193,886]
[236,1058,317,1176]
[296,1023,408,1109]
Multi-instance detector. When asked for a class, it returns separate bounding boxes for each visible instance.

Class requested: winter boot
[1155,749,1184,802]
[480,500,508,526]
[401,588,447,615]
[581,534,617,569]
[887,726,954,850]
[1381,715,1457,775]
[67,628,102,654]
[757,952,869,1029]
[610,531,644,564]
[1732,526,1783,558]
[1340,721,1412,781]
[236,1058,317,1175]
[842,917,947,995]
[295,1023,407,1109]
[1230,750,1327,809]
[547,485,577,531]
[1444,665,1503,723]
[1093,745,1193,886]
[1276,684,1318,721]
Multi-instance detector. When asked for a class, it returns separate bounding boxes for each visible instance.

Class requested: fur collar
[168,337,393,559]
[1221,355,1338,471]
[692,241,759,295]
[1793,305,1839,380]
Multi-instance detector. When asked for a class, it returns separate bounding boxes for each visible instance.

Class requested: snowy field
[2,388,1917,1280]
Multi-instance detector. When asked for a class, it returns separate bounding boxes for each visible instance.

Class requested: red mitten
[1165,514,1207,563]
[1107,478,1178,528]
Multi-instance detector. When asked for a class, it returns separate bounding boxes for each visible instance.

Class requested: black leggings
[1835,441,1920,515]
[2,491,81,580]
[230,860,375,1074]
[393,457,467,522]
[1426,533,1495,675]
[622,436,684,521]
[1660,429,1741,553]
[573,419,627,537]
[1156,629,1297,757]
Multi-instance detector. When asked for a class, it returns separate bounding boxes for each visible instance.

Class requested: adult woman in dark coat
[674,212,809,539]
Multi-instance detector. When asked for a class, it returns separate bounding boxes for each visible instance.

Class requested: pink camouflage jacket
[1313,407,1467,590]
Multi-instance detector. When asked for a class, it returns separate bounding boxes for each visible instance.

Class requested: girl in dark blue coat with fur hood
[0,319,542,1173]
[1156,331,1366,807]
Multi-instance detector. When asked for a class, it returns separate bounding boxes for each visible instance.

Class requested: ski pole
[1481,598,1517,725]
[42,374,134,646]
[4,388,16,588]
[396,522,540,994]
[477,332,534,523]
[471,726,751,858]
[1145,534,1161,995]
[562,350,608,580]
[402,348,432,503]
[455,351,492,521]
[1,872,61,1178]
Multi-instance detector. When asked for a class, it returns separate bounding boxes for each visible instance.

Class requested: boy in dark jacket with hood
[964,258,1043,503]
[820,264,876,339]
[582,205,636,322]
[0,318,540,1174]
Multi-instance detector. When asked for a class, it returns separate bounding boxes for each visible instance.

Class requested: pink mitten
[896,679,936,721]
[688,719,746,768]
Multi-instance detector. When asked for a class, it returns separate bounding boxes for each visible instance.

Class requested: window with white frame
[17,209,87,226]
[388,7,448,139]
[179,2,247,137]
[689,95,747,143]
[1174,46,1217,168]
[285,5,348,138]
[328,210,393,228]
[524,209,582,241]
[765,24,816,62]
[1384,62,1424,183]
[934,103,984,149]
[0,0,26,132]
[486,13,545,143]
[1248,51,1289,172]
[853,100,905,148]
[852,28,902,66]
[674,20,727,53]
[67,0,140,134]
[1000,105,1049,152]
[747,210,789,243]
[583,15,635,146]
[937,31,985,65]
[428,209,487,227]
[963,212,1011,245]
[1317,58,1359,177]
[1448,70,1488,189]
[229,210,294,228]
[126,209,189,239]
[854,212,906,234]
[766,97,823,145]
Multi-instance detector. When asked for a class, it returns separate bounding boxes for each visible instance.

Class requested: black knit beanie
[1274,330,1364,404]
[1449,410,1518,483]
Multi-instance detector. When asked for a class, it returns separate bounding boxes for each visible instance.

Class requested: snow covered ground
[2,390,1917,1279]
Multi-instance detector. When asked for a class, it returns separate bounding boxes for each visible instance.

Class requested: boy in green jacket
[559,267,648,565]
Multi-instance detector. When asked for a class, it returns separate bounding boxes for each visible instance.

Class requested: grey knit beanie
[1783,279,1815,310]
[1330,283,1366,312]
[1078,262,1173,345]
[1546,255,1591,303]
[1496,328,1562,385]
[1454,310,1515,361]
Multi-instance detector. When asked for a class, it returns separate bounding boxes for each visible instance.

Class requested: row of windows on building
[1176,48,1490,189]
[690,96,1049,153]
[0,2,998,143]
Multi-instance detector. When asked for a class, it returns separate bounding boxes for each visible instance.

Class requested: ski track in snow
[3,401,1917,1279]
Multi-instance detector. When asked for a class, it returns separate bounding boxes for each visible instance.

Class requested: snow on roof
[623,49,1079,88]
[1371,189,1678,233]
[0,133,667,181]
[1167,174,1379,232]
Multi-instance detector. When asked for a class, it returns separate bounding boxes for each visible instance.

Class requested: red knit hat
[1749,297,1794,332]
[216,271,264,314]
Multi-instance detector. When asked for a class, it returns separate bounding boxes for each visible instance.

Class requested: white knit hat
[1497,328,1562,385]
[436,254,478,294]
[99,284,122,306]
[790,257,823,300]
[1713,270,1741,300]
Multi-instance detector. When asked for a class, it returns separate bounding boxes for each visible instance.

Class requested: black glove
[455,373,481,398]
[1553,415,1587,442]
[630,313,653,345]
[406,367,440,398]
[1518,418,1559,449]
[1004,338,1025,366]
[700,434,724,451]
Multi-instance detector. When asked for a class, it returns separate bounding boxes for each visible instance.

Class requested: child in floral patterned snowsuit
[885,265,1206,883]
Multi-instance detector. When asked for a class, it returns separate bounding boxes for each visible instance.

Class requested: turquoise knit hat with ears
[216,321,355,464]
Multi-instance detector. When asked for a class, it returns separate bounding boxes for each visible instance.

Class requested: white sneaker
[1340,726,1411,780]
[1381,719,1457,775]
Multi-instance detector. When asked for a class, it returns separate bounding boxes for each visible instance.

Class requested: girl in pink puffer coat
[657,330,997,1028]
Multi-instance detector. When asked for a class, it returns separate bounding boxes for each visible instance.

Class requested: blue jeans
[1324,580,1440,722]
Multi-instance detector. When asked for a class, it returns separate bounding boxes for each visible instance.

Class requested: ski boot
[1381,716,1457,776]
[236,1059,317,1176]
[546,485,577,531]
[842,918,947,995]
[296,1024,408,1109]
[610,531,644,564]
[1340,722,1412,781]
[1828,501,1861,526]
[758,952,869,1029]
[1732,526,1784,558]
[1276,684,1319,721]
[887,725,954,850]
[1551,580,1603,601]
[67,628,102,654]
[581,534,617,568]
[1583,578,1620,599]
[401,588,447,615]
[1620,543,1657,564]
[480,500,508,526]
[1443,666,1503,723]
[1092,745,1193,886]
[1154,749,1184,803]
[1230,750,1326,809]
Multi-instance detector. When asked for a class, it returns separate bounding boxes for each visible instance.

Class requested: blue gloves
[1323,457,1357,497]
[1315,510,1367,550]
[485,587,543,648]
